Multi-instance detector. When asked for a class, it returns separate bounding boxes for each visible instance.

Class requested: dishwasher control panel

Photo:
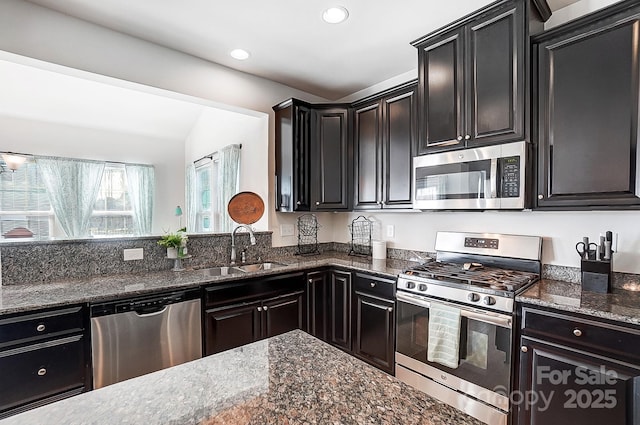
[90,289,198,317]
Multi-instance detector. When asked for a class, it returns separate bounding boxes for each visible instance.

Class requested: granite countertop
[516,279,640,326]
[0,253,414,315]
[0,330,481,425]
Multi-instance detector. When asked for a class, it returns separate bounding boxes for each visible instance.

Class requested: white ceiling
[26,0,577,101]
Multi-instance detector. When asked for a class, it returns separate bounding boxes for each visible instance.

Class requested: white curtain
[216,144,241,232]
[125,164,155,235]
[36,157,105,238]
[185,163,197,232]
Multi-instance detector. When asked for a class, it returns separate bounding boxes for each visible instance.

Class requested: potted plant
[158,228,188,258]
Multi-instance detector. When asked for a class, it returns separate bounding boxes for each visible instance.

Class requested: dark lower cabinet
[518,305,640,425]
[328,270,352,350]
[352,293,395,374]
[305,270,328,341]
[203,272,305,355]
[0,305,89,419]
[535,1,640,208]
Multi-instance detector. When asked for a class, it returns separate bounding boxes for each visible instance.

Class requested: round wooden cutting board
[227,191,265,224]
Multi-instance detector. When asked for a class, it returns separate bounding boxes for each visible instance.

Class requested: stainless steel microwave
[412,141,527,210]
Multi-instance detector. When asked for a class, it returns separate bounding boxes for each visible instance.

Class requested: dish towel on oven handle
[427,302,461,369]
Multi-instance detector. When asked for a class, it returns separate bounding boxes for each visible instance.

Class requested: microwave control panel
[499,156,520,198]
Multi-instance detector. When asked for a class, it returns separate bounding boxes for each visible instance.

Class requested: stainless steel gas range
[395,231,542,425]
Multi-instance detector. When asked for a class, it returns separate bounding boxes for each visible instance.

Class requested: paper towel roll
[372,240,387,260]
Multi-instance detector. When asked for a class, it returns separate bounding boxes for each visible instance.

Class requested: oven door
[395,291,513,411]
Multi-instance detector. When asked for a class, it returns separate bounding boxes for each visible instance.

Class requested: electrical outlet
[280,224,295,237]
[123,248,144,261]
[386,225,395,238]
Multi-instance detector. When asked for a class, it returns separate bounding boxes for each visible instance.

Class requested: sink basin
[197,266,246,276]
[233,262,288,273]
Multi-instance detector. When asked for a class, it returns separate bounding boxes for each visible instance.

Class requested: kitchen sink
[197,266,247,276]
[233,262,289,273]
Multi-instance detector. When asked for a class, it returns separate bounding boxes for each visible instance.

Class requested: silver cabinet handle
[296,201,301,205]
[387,307,393,312]
[308,279,313,284]
[456,136,463,141]
[37,368,47,376]
[370,282,376,287]
[538,194,544,200]
[464,134,471,140]
[521,346,528,353]
[36,324,46,332]
[263,306,269,311]
[257,307,263,312]
[315,201,320,206]
[573,329,582,337]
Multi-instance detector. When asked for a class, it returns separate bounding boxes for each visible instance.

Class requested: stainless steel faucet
[230,225,256,265]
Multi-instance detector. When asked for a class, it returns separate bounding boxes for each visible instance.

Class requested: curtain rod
[193,143,242,164]
[2,151,152,168]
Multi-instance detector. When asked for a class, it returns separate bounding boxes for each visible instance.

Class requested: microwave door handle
[396,292,512,328]
[490,158,498,198]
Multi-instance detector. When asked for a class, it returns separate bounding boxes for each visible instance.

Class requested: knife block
[581,258,612,293]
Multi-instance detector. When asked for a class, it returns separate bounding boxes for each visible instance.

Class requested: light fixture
[230,49,250,60]
[322,6,349,24]
[1,153,27,172]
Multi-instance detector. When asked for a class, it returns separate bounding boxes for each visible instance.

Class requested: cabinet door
[328,270,352,350]
[263,292,303,339]
[417,26,465,153]
[352,293,395,374]
[312,107,350,210]
[382,85,416,208]
[0,335,86,413]
[305,271,328,340]
[204,302,261,355]
[467,3,524,146]
[353,101,382,209]
[293,104,312,211]
[518,336,640,425]
[536,12,640,208]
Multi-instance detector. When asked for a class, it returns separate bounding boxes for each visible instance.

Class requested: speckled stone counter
[0,330,482,425]
[0,253,414,315]
[517,279,640,326]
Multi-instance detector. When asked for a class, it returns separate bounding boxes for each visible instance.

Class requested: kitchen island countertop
[516,279,640,326]
[0,330,482,425]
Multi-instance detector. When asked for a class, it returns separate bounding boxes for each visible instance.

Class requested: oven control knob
[406,281,416,289]
[418,284,428,292]
[467,293,480,302]
[483,296,496,306]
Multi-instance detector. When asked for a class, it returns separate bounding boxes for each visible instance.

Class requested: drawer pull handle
[521,346,528,353]
[370,282,376,288]
[36,324,46,332]
[257,307,262,312]
[263,306,269,311]
[37,368,47,376]
[573,329,582,337]
[387,307,393,312]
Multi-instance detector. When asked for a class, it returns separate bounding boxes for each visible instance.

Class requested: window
[0,161,53,238]
[89,164,135,237]
[194,157,219,232]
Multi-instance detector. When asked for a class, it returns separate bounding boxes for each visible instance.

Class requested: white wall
[184,108,269,231]
[0,0,329,246]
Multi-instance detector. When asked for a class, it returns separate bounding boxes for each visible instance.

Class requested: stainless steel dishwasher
[90,289,202,389]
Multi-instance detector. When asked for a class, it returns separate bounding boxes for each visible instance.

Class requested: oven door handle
[396,292,512,329]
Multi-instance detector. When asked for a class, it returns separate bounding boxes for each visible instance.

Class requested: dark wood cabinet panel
[274,99,312,212]
[305,270,328,340]
[204,302,261,355]
[353,101,382,209]
[263,292,303,339]
[352,293,395,374]
[518,336,640,425]
[312,107,350,210]
[535,4,640,208]
[415,1,528,154]
[328,270,351,350]
[468,3,524,145]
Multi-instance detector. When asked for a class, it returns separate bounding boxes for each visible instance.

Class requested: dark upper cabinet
[312,106,351,210]
[535,2,640,208]
[414,1,528,154]
[353,83,417,210]
[273,99,312,212]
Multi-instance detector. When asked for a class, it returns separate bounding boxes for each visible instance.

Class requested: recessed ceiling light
[322,6,349,24]
[230,49,250,60]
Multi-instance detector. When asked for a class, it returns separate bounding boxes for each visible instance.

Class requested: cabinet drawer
[205,272,305,307]
[521,306,640,364]
[353,273,395,300]
[0,306,85,348]
[0,335,86,412]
